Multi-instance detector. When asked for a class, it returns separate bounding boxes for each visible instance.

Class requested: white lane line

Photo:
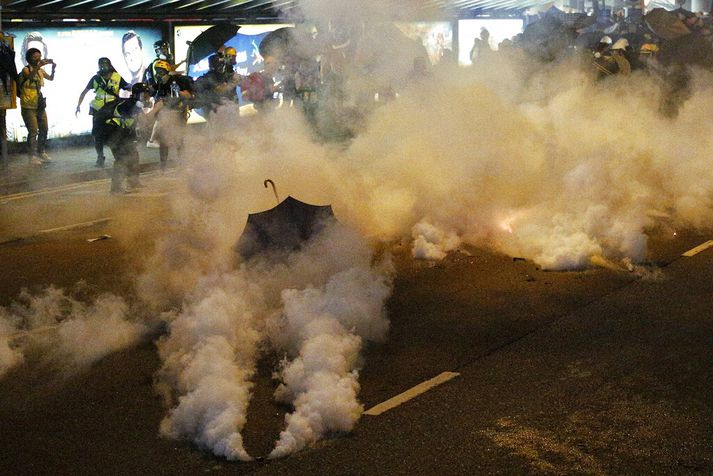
[37,217,113,234]
[1,179,109,203]
[364,371,460,416]
[682,240,713,257]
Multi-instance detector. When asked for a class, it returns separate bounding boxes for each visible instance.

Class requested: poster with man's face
[6,26,161,141]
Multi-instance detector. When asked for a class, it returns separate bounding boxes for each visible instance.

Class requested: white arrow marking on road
[364,371,460,416]
[682,240,713,257]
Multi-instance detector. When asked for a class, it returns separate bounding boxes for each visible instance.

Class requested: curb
[0,161,163,196]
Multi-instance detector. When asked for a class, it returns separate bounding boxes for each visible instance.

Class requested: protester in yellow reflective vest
[75,57,130,167]
[97,82,156,194]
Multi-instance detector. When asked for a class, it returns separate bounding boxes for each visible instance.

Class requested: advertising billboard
[395,22,453,65]
[6,26,162,142]
[458,19,524,65]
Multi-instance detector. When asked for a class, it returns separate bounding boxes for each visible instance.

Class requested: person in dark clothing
[143,40,175,95]
[151,64,194,169]
[0,39,17,96]
[194,54,240,116]
[75,57,131,167]
[97,82,153,193]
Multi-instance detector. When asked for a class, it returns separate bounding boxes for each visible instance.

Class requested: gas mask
[98,58,112,75]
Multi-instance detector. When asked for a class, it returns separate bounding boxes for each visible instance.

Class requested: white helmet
[612,38,629,50]
[599,35,613,45]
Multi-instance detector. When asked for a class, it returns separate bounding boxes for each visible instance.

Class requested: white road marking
[37,217,113,234]
[682,240,713,257]
[364,371,460,416]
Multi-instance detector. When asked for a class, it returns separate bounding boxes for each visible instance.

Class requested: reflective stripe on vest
[91,72,122,111]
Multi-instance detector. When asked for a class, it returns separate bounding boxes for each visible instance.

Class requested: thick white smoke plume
[151,205,392,460]
[0,286,148,377]
[270,265,391,457]
[411,220,461,260]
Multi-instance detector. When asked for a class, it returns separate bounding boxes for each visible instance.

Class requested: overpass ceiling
[0,0,553,20]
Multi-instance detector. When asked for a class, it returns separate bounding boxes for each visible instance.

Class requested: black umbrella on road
[236,181,338,259]
[187,23,240,65]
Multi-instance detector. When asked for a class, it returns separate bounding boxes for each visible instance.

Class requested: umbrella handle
[264,179,280,205]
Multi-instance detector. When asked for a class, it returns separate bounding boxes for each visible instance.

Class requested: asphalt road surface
[1,175,712,475]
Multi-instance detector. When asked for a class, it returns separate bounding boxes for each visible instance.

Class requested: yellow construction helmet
[640,43,660,55]
[154,60,172,71]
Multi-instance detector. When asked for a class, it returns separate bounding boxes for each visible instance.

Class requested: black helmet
[154,40,170,57]
[98,57,114,74]
[131,82,149,99]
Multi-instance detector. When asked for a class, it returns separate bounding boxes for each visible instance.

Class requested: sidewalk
[0,142,162,196]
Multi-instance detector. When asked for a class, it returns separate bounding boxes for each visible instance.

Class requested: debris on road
[87,234,112,242]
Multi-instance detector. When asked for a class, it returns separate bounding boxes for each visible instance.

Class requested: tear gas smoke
[412,220,461,260]
[151,212,392,459]
[0,286,148,377]
[145,0,713,459]
[270,264,391,457]
[6,0,713,462]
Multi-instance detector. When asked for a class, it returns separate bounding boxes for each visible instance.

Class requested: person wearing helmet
[97,82,156,193]
[150,68,194,170]
[592,37,630,79]
[223,46,237,73]
[610,38,631,76]
[638,43,660,70]
[194,53,242,116]
[76,57,131,167]
[153,40,173,63]
[593,35,612,59]
[143,40,175,94]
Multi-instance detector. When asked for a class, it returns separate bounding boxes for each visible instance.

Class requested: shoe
[39,152,52,163]
[110,187,128,195]
[29,156,43,166]
[95,157,105,168]
[127,182,145,190]
[146,140,160,149]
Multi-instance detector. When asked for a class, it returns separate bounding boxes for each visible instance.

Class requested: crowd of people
[17,37,282,193]
[16,7,712,193]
